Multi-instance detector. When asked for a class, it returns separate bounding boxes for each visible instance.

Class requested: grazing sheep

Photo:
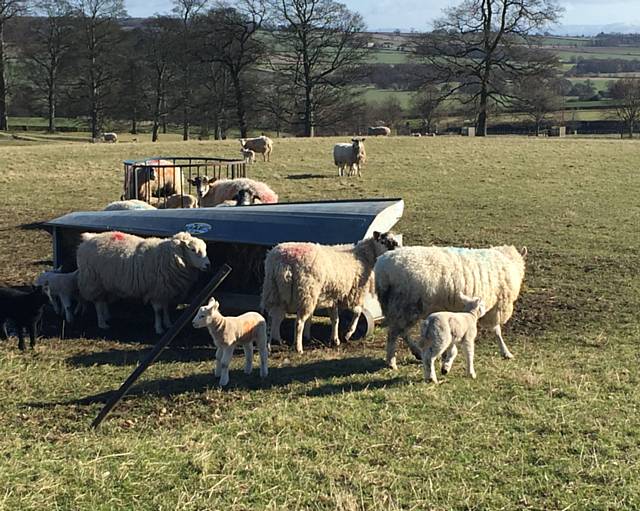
[240,136,273,162]
[157,194,199,209]
[241,148,256,164]
[412,133,422,137]
[76,231,210,334]
[333,138,366,177]
[192,297,268,387]
[0,285,50,350]
[419,294,487,384]
[102,132,118,143]
[35,269,82,324]
[123,159,184,202]
[104,199,157,211]
[188,176,278,207]
[367,126,391,136]
[261,231,399,354]
[375,245,527,370]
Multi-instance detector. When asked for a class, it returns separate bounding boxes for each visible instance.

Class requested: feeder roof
[44,198,404,247]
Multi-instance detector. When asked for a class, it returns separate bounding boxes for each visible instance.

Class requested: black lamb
[0,285,50,350]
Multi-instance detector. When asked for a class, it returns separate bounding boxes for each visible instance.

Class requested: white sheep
[102,132,118,143]
[76,231,210,334]
[192,297,268,387]
[103,199,157,211]
[35,268,82,324]
[188,176,278,207]
[240,136,273,162]
[333,138,366,177]
[375,245,527,370]
[261,231,399,354]
[241,148,256,164]
[419,294,487,384]
[367,126,391,136]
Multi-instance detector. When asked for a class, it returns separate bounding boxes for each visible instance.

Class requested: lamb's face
[189,176,212,199]
[234,188,254,206]
[372,231,400,256]
[192,297,219,328]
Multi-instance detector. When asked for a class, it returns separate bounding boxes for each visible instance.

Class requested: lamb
[188,176,278,207]
[157,194,199,209]
[333,138,366,177]
[102,132,118,143]
[35,269,82,324]
[0,285,50,350]
[104,199,157,211]
[367,126,391,136]
[261,231,399,354]
[123,159,184,202]
[240,136,273,162]
[192,297,268,387]
[374,245,527,370]
[241,148,256,164]
[419,294,487,384]
[76,231,210,334]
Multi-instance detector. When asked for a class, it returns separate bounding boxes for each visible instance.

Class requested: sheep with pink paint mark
[260,232,399,354]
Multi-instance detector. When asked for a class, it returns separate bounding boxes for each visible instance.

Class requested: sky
[123,0,640,31]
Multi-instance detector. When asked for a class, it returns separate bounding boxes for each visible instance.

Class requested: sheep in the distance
[76,231,210,334]
[261,231,399,354]
[240,136,273,162]
[0,285,50,350]
[102,132,118,143]
[241,148,256,164]
[375,245,527,370]
[35,269,82,324]
[188,176,278,207]
[367,126,391,136]
[192,297,268,387]
[333,138,366,177]
[419,294,487,384]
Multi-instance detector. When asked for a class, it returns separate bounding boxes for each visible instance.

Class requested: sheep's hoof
[502,351,514,360]
[441,366,449,375]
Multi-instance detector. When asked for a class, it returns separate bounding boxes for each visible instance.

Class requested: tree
[370,96,403,133]
[414,0,562,136]
[0,0,29,130]
[23,0,75,132]
[609,78,640,138]
[272,0,367,137]
[512,74,564,135]
[411,85,443,133]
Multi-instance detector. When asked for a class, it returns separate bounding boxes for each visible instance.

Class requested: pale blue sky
[124,0,640,30]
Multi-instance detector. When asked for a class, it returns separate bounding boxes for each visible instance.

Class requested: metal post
[91,264,232,429]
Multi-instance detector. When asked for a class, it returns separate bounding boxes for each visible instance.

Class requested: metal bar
[90,264,232,429]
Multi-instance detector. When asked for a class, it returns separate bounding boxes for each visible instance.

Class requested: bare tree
[271,0,367,137]
[414,0,562,136]
[610,78,640,138]
[411,85,443,133]
[23,0,74,132]
[512,74,564,135]
[0,0,29,130]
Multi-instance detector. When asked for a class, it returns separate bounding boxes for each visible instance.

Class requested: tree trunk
[304,85,314,137]
[477,89,488,137]
[232,74,248,138]
[152,88,162,142]
[628,120,634,139]
[47,78,56,133]
[182,103,189,141]
[131,106,137,134]
[0,23,8,131]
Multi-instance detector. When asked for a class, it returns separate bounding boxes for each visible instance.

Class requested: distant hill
[550,23,640,36]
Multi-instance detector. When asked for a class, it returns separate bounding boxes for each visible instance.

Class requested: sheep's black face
[235,188,254,206]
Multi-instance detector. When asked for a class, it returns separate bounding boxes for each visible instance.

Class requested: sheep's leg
[219,346,234,387]
[60,295,74,324]
[28,321,37,349]
[405,335,423,360]
[303,318,312,341]
[268,308,285,346]
[329,306,340,347]
[257,335,269,378]
[17,327,26,351]
[463,337,477,379]
[385,327,403,370]
[294,311,311,354]
[493,324,514,359]
[426,339,451,383]
[214,346,223,377]
[95,301,110,330]
[441,344,458,375]
[343,306,362,342]
[50,296,62,315]
[151,303,165,335]
[243,343,254,374]
[0,321,8,340]
[162,305,173,330]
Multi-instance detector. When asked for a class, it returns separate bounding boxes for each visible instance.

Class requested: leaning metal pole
[91,264,232,429]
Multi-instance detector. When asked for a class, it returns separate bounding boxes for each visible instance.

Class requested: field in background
[0,136,639,509]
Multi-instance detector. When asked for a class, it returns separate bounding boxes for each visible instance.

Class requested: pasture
[0,136,639,509]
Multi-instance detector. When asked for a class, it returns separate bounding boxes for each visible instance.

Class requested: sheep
[157,194,199,209]
[333,138,366,177]
[188,176,278,207]
[192,297,268,387]
[104,199,157,211]
[76,231,210,334]
[367,126,391,136]
[261,231,399,354]
[240,136,273,162]
[123,159,184,202]
[241,148,256,164]
[102,132,118,143]
[0,285,50,350]
[214,188,263,207]
[374,245,527,370]
[34,269,82,324]
[419,294,487,384]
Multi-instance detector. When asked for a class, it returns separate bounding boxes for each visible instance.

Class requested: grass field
[1,136,640,509]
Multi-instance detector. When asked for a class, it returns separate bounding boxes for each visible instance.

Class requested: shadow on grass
[66,346,215,367]
[285,173,331,180]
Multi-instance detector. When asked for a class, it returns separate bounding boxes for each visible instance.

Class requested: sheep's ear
[458,292,473,304]
[361,138,366,142]
[174,254,186,268]
[520,246,528,258]
[373,231,381,241]
[208,178,217,184]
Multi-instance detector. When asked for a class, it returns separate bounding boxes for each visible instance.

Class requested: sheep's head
[172,232,210,271]
[188,176,216,200]
[239,138,247,148]
[459,293,487,318]
[234,188,256,206]
[372,231,400,256]
[192,297,220,328]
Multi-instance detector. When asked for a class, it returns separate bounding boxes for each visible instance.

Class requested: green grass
[361,87,413,109]
[1,136,640,509]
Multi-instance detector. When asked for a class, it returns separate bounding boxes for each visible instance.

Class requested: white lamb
[192,297,268,387]
[188,176,278,207]
[240,136,273,162]
[261,231,399,354]
[103,200,157,211]
[76,231,210,334]
[241,148,256,164]
[419,294,487,384]
[333,138,366,177]
[35,268,82,324]
[375,245,527,370]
